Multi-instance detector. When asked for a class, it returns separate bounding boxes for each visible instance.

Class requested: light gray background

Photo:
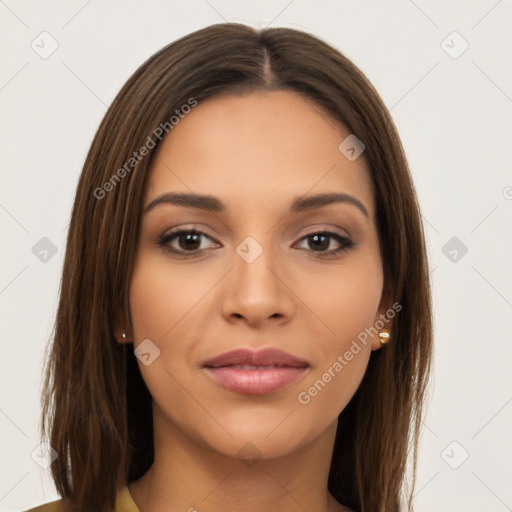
[1,1,511,511]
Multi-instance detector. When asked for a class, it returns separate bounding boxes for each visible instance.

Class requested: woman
[27,22,432,512]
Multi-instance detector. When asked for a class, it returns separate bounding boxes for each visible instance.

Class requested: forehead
[144,90,374,217]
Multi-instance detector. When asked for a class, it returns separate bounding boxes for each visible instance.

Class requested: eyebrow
[144,191,369,218]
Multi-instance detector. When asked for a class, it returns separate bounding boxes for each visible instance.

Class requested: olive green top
[24,486,140,512]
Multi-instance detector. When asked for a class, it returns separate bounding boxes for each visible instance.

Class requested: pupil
[310,234,328,251]
[180,233,200,250]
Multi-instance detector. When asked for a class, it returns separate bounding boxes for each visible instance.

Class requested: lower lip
[204,366,308,395]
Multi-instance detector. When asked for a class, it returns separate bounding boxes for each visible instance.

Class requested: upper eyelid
[162,226,219,242]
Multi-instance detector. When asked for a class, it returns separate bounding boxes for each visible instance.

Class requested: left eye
[294,231,354,255]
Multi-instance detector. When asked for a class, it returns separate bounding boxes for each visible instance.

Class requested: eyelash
[156,229,355,259]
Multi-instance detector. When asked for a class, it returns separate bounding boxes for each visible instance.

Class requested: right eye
[156,229,221,258]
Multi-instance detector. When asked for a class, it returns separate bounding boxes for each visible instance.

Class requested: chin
[204,412,326,462]
[209,433,312,464]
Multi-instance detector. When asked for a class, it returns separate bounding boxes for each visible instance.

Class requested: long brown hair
[40,22,433,512]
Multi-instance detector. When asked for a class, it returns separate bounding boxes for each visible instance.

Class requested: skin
[116,90,392,512]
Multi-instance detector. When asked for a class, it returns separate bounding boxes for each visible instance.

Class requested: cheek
[128,252,223,396]
[128,254,206,423]
[300,253,384,350]
[129,251,211,340]
[293,254,383,411]
[130,254,170,339]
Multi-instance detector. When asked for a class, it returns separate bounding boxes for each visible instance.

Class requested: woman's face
[127,90,387,460]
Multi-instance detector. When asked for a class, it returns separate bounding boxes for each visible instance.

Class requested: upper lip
[203,348,309,368]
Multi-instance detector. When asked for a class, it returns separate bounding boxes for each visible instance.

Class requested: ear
[369,290,397,352]
[114,328,132,344]
[113,307,132,344]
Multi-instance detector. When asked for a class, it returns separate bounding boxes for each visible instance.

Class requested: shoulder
[23,499,67,512]
[22,487,139,512]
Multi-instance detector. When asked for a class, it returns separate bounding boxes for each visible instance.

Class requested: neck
[128,406,349,512]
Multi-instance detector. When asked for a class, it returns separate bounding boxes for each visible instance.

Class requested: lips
[203,348,309,395]
[203,348,309,368]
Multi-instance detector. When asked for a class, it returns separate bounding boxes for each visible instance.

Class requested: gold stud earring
[378,330,391,345]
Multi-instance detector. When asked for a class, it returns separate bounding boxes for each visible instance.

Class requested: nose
[221,240,296,329]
